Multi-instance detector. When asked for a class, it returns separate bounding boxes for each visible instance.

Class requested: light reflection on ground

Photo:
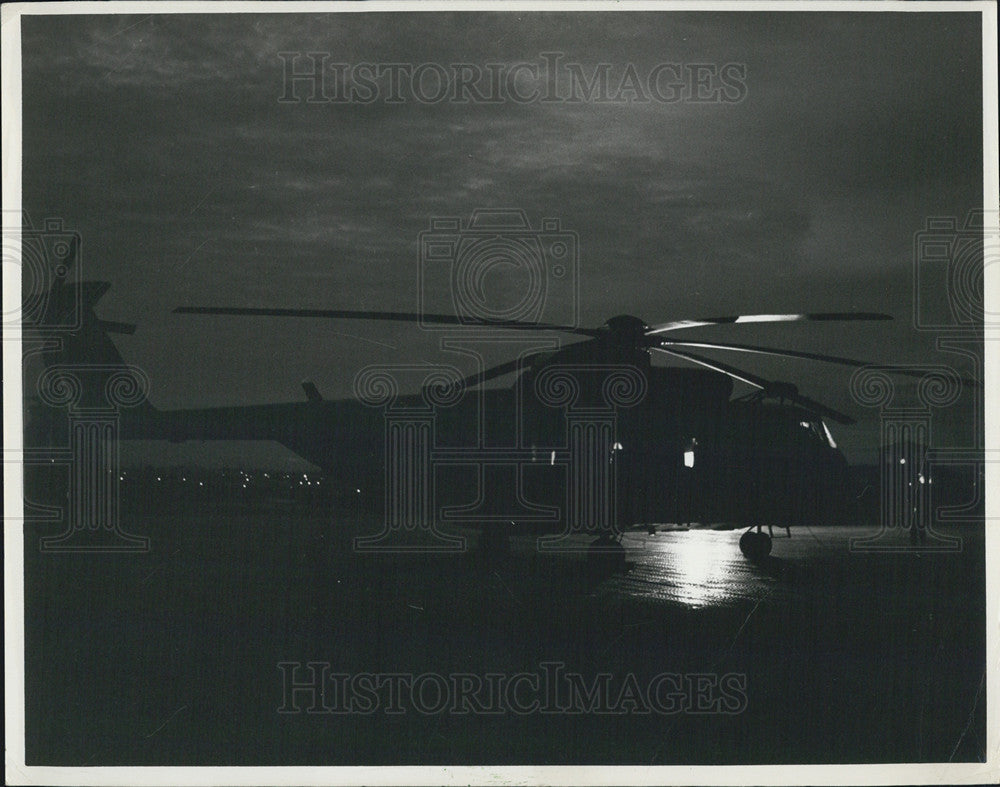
[607,528,779,607]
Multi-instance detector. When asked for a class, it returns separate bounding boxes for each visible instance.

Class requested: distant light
[156,477,161,482]
[899,458,906,465]
[356,488,361,494]
[684,450,695,468]
[799,421,810,429]
[264,473,269,478]
[119,476,124,481]
[612,442,624,451]
[550,450,556,466]
[182,477,187,482]
[199,481,204,487]
[919,474,926,485]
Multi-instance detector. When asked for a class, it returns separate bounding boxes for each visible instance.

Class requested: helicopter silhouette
[166,305,890,562]
[25,235,963,565]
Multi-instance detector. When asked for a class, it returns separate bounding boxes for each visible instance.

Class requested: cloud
[18,11,984,461]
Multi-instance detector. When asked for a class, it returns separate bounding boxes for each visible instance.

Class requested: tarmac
[23,504,987,765]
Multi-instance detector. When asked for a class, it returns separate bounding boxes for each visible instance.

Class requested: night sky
[20,11,984,466]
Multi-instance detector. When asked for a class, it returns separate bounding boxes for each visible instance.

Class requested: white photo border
[3,2,998,785]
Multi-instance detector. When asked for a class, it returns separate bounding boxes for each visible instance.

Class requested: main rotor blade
[659,339,983,389]
[659,340,875,369]
[456,357,533,390]
[651,346,856,424]
[646,312,892,336]
[174,306,600,335]
[652,346,767,390]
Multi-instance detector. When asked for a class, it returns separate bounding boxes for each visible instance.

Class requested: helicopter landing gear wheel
[739,529,772,562]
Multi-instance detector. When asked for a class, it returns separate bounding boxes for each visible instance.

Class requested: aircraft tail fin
[34,280,154,413]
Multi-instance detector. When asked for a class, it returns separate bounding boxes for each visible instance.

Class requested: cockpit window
[798,419,834,446]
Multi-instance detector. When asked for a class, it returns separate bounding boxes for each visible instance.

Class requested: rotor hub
[604,315,649,348]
